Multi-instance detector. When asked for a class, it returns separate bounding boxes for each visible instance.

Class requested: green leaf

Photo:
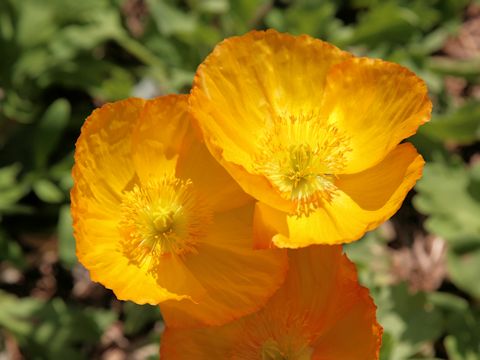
[49,152,74,191]
[344,229,392,287]
[0,163,30,213]
[33,98,71,169]
[407,22,457,56]
[0,228,26,269]
[57,204,76,269]
[195,0,230,14]
[0,163,22,189]
[376,284,443,359]
[89,66,135,101]
[433,294,480,360]
[123,302,161,336]
[414,161,480,245]
[419,101,480,145]
[341,1,439,47]
[0,290,117,359]
[220,0,271,34]
[265,1,339,39]
[447,247,480,299]
[15,0,57,48]
[47,10,124,61]
[42,57,115,92]
[147,0,197,36]
[428,292,469,313]
[427,57,480,80]
[13,48,52,85]
[1,91,37,124]
[409,132,449,163]
[414,160,480,298]
[33,178,64,203]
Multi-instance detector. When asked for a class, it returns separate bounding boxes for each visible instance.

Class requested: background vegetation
[1,0,480,359]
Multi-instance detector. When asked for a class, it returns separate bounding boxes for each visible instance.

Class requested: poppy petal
[322,57,431,174]
[283,144,424,247]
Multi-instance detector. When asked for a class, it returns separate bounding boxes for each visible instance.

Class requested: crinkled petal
[72,98,145,212]
[312,299,383,360]
[310,251,383,360]
[160,246,381,359]
[72,99,185,304]
[160,204,288,328]
[322,57,431,174]
[132,95,189,183]
[133,95,252,213]
[160,323,238,359]
[74,216,185,304]
[153,255,206,302]
[253,144,424,248]
[72,97,196,305]
[73,94,286,316]
[176,122,252,213]
[190,29,351,211]
[253,201,289,249]
[276,143,424,247]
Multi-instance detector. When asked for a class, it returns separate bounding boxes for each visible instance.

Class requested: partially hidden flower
[190,29,431,248]
[71,95,288,327]
[160,245,382,359]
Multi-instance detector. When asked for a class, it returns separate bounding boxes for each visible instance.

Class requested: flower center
[255,113,350,216]
[118,175,211,275]
[261,339,313,360]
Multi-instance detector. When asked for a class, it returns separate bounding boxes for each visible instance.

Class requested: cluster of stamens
[118,175,211,276]
[255,113,351,216]
[260,339,313,360]
[232,312,315,360]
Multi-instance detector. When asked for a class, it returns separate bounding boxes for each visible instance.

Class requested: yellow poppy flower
[160,245,382,359]
[71,95,288,327]
[190,29,431,248]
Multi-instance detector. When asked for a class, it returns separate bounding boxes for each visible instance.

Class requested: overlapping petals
[160,246,382,359]
[254,143,425,247]
[72,95,288,326]
[71,29,426,351]
[190,29,431,247]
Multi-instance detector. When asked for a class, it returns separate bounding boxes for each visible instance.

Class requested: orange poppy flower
[71,95,288,327]
[161,245,382,359]
[190,29,431,248]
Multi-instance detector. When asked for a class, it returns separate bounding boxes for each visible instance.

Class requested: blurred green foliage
[0,290,117,360]
[1,0,480,358]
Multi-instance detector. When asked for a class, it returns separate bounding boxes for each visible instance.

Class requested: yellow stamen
[118,175,211,276]
[255,113,350,216]
[261,339,313,360]
[261,339,287,360]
